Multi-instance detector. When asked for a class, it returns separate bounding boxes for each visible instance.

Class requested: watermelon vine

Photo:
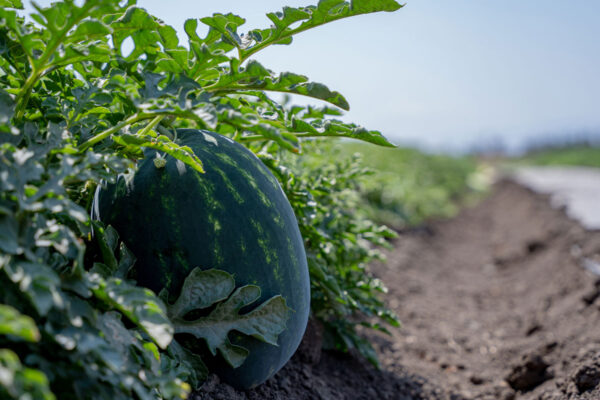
[0,0,403,398]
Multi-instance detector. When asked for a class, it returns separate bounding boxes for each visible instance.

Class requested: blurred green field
[516,145,600,168]
[333,141,491,229]
[329,142,600,230]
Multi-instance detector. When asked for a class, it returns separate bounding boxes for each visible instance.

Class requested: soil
[191,181,600,400]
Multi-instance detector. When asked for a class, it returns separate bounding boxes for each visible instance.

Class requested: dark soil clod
[526,240,546,253]
[573,363,600,393]
[506,354,551,391]
[582,288,600,305]
[525,322,542,336]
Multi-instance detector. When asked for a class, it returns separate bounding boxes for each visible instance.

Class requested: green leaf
[302,105,344,119]
[115,242,136,280]
[167,269,234,319]
[214,95,301,151]
[0,350,55,400]
[89,274,174,349]
[208,59,350,110]
[168,268,291,368]
[66,19,112,43]
[93,223,119,274]
[240,0,403,60]
[292,117,395,147]
[113,133,205,173]
[0,304,40,342]
[0,0,23,10]
[200,13,246,49]
[30,0,114,69]
[166,340,209,389]
[184,17,235,77]
[247,122,301,153]
[0,212,20,255]
[0,89,15,125]
[0,0,23,9]
[110,6,162,60]
[2,261,63,316]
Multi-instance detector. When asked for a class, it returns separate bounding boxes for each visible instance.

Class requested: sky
[21,1,600,152]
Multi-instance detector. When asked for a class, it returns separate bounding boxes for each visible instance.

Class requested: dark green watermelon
[93,129,310,389]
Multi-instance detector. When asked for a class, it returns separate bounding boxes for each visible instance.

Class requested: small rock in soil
[506,353,551,391]
[469,374,484,385]
[525,322,543,336]
[573,362,600,393]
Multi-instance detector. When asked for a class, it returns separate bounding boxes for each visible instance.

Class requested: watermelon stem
[78,113,150,152]
[138,115,165,137]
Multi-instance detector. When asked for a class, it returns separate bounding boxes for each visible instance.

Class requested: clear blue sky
[22,1,600,152]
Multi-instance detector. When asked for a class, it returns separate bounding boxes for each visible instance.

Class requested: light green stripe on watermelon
[249,217,264,236]
[194,170,219,209]
[273,214,285,229]
[207,212,224,265]
[156,252,172,289]
[175,250,190,272]
[216,152,238,167]
[287,236,301,283]
[213,165,245,205]
[240,168,272,208]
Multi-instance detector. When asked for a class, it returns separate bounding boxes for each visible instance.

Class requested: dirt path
[194,181,600,400]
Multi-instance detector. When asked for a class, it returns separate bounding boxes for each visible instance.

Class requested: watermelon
[93,129,310,389]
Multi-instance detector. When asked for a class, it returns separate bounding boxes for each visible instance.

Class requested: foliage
[0,305,54,400]
[339,142,485,228]
[163,268,291,369]
[0,0,404,397]
[263,141,399,365]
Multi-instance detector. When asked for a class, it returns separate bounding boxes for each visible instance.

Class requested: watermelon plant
[339,142,482,228]
[278,140,400,364]
[0,0,403,398]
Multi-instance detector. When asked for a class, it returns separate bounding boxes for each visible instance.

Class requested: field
[2,1,599,399]
[337,141,488,228]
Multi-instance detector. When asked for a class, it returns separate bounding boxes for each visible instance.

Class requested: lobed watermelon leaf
[206,59,350,110]
[291,117,395,147]
[239,0,403,61]
[165,268,291,368]
[113,133,205,173]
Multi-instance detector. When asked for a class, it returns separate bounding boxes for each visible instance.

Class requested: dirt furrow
[372,181,600,400]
